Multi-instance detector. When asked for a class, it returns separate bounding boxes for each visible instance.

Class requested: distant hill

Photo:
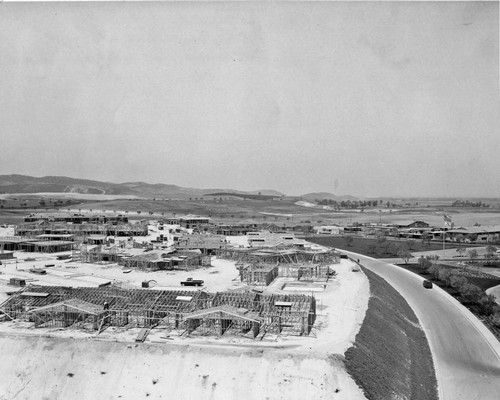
[204,192,282,201]
[300,192,359,202]
[0,174,130,195]
[0,175,285,200]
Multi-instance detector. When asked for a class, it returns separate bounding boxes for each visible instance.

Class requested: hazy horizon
[1,2,498,198]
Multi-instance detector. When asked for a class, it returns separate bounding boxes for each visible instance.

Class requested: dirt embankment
[0,334,362,400]
[344,267,438,400]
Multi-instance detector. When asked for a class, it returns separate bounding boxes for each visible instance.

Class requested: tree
[430,254,440,265]
[421,232,432,249]
[405,239,416,250]
[486,245,497,254]
[376,235,387,254]
[478,294,497,316]
[344,235,354,247]
[484,246,498,265]
[460,283,483,303]
[386,242,397,255]
[418,256,432,273]
[467,249,479,271]
[438,268,453,287]
[397,247,412,264]
[428,263,442,279]
[456,246,466,257]
[466,233,478,243]
[450,274,468,291]
[492,311,500,327]
[367,242,377,254]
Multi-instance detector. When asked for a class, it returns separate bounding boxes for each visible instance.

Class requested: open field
[307,235,463,259]
[2,195,500,227]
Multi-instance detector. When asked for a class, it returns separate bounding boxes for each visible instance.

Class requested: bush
[428,263,441,279]
[438,268,453,287]
[418,256,432,273]
[491,312,500,327]
[459,283,483,303]
[450,274,468,290]
[478,295,498,316]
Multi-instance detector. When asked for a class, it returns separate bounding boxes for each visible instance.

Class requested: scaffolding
[15,221,148,240]
[185,305,261,338]
[239,263,279,286]
[215,246,340,265]
[121,251,207,272]
[30,299,107,330]
[259,294,316,336]
[279,263,332,282]
[1,286,207,330]
[1,285,316,337]
[80,244,121,264]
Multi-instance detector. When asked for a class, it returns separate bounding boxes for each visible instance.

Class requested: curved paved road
[342,251,500,400]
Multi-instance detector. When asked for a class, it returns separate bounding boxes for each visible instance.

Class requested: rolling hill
[299,192,359,202]
[0,175,285,200]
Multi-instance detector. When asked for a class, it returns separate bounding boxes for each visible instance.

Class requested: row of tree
[316,199,380,208]
[455,246,499,266]
[417,256,499,320]
[452,200,490,208]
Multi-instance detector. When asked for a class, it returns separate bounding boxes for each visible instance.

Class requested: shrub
[438,268,453,287]
[459,283,483,303]
[428,263,441,279]
[418,256,432,273]
[491,312,500,327]
[450,274,468,290]
[478,295,498,316]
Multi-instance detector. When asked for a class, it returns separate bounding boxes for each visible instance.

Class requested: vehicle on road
[423,280,433,289]
[181,277,204,286]
[30,268,47,275]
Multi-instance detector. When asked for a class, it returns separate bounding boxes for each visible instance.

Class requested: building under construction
[280,263,333,282]
[121,250,210,271]
[24,212,129,224]
[175,234,227,255]
[215,246,339,265]
[15,221,148,240]
[0,285,316,338]
[238,264,279,286]
[79,244,210,271]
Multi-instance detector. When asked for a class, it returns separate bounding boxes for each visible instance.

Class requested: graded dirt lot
[0,334,364,400]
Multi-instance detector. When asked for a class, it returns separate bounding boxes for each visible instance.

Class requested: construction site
[0,285,316,338]
[80,245,211,271]
[0,213,341,340]
[15,220,149,238]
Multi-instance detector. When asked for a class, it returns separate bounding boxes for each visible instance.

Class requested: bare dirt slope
[0,335,364,400]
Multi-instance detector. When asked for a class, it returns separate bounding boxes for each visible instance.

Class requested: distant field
[307,235,460,258]
[2,195,500,228]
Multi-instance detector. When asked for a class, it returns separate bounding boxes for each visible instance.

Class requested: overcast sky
[0,1,498,197]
